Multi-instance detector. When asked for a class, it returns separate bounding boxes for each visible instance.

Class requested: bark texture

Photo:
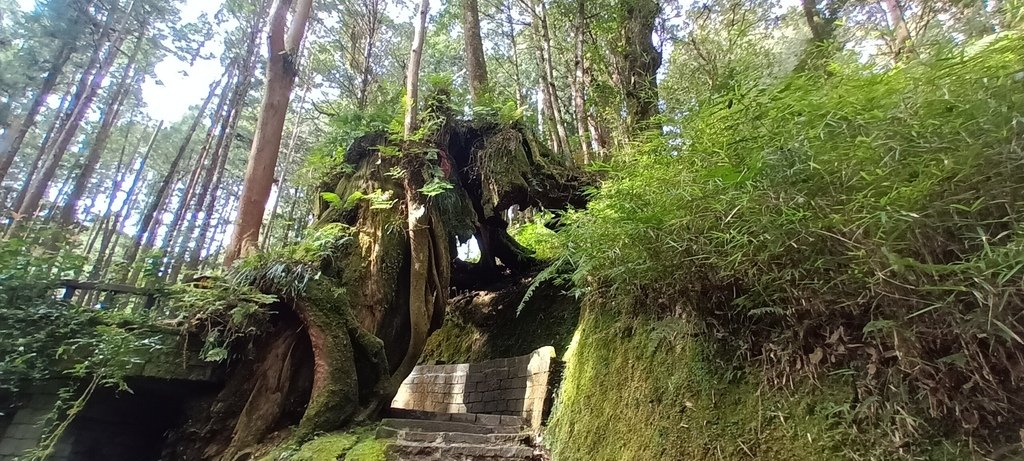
[461,0,489,104]
[224,0,314,265]
[618,0,661,134]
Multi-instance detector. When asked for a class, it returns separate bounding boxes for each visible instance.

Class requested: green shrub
[560,33,1024,454]
[509,212,564,261]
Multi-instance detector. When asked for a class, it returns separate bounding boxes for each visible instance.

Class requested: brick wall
[391,346,556,428]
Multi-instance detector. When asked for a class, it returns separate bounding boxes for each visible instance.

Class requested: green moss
[509,215,563,262]
[295,279,360,439]
[419,280,581,364]
[343,438,387,461]
[261,427,386,461]
[548,311,859,461]
[292,433,360,460]
[419,318,479,363]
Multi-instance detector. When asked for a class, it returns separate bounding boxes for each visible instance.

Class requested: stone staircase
[374,347,559,460]
[376,409,541,460]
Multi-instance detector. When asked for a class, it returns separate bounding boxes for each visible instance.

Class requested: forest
[0,0,1022,459]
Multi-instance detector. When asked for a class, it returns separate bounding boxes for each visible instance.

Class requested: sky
[140,0,226,121]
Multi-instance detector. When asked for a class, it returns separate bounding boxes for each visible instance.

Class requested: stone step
[385,441,536,461]
[387,409,527,427]
[376,427,530,446]
[380,418,521,435]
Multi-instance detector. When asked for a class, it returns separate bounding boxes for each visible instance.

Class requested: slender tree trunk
[462,0,489,104]
[46,156,83,219]
[191,6,264,271]
[6,87,71,214]
[355,0,382,110]
[123,79,221,280]
[404,0,430,137]
[531,0,571,157]
[504,4,525,108]
[883,0,912,61]
[89,121,161,280]
[85,120,136,257]
[188,100,242,271]
[524,0,565,155]
[158,157,205,276]
[60,35,144,225]
[571,0,591,163]
[392,0,445,387]
[582,52,609,152]
[260,84,308,250]
[0,44,75,183]
[284,184,301,242]
[14,3,131,225]
[795,0,845,72]
[10,48,100,215]
[224,0,314,265]
[802,0,833,42]
[532,38,557,149]
[159,69,236,280]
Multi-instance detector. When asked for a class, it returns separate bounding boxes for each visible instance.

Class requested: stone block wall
[0,384,68,461]
[391,346,556,428]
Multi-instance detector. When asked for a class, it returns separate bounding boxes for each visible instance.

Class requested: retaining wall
[391,346,556,428]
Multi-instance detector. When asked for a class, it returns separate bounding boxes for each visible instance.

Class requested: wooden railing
[58,279,160,310]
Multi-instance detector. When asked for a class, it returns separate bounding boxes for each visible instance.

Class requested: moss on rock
[343,438,387,461]
[546,310,970,460]
[258,427,385,461]
[419,275,580,364]
[291,432,360,460]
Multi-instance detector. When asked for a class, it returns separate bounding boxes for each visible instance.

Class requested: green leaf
[862,319,896,334]
[419,178,453,197]
[344,191,366,209]
[320,192,342,207]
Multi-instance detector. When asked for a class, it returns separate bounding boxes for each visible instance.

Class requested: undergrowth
[258,426,385,461]
[509,212,563,262]
[556,33,1024,457]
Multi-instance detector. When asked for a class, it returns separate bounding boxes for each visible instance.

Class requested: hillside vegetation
[547,34,1024,460]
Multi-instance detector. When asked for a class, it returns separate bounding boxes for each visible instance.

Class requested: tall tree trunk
[0,43,75,183]
[158,156,206,276]
[795,0,846,72]
[531,33,556,149]
[883,0,912,61]
[6,87,71,214]
[403,0,430,137]
[524,0,569,156]
[618,0,661,134]
[9,43,104,216]
[461,0,489,104]
[533,0,571,157]
[122,79,221,280]
[224,0,314,265]
[393,0,440,385]
[85,118,136,257]
[159,69,236,280]
[571,0,591,163]
[89,121,161,281]
[59,34,144,225]
[284,184,302,242]
[505,4,525,108]
[582,48,609,152]
[13,2,131,225]
[191,6,264,271]
[260,83,309,250]
[355,0,383,110]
